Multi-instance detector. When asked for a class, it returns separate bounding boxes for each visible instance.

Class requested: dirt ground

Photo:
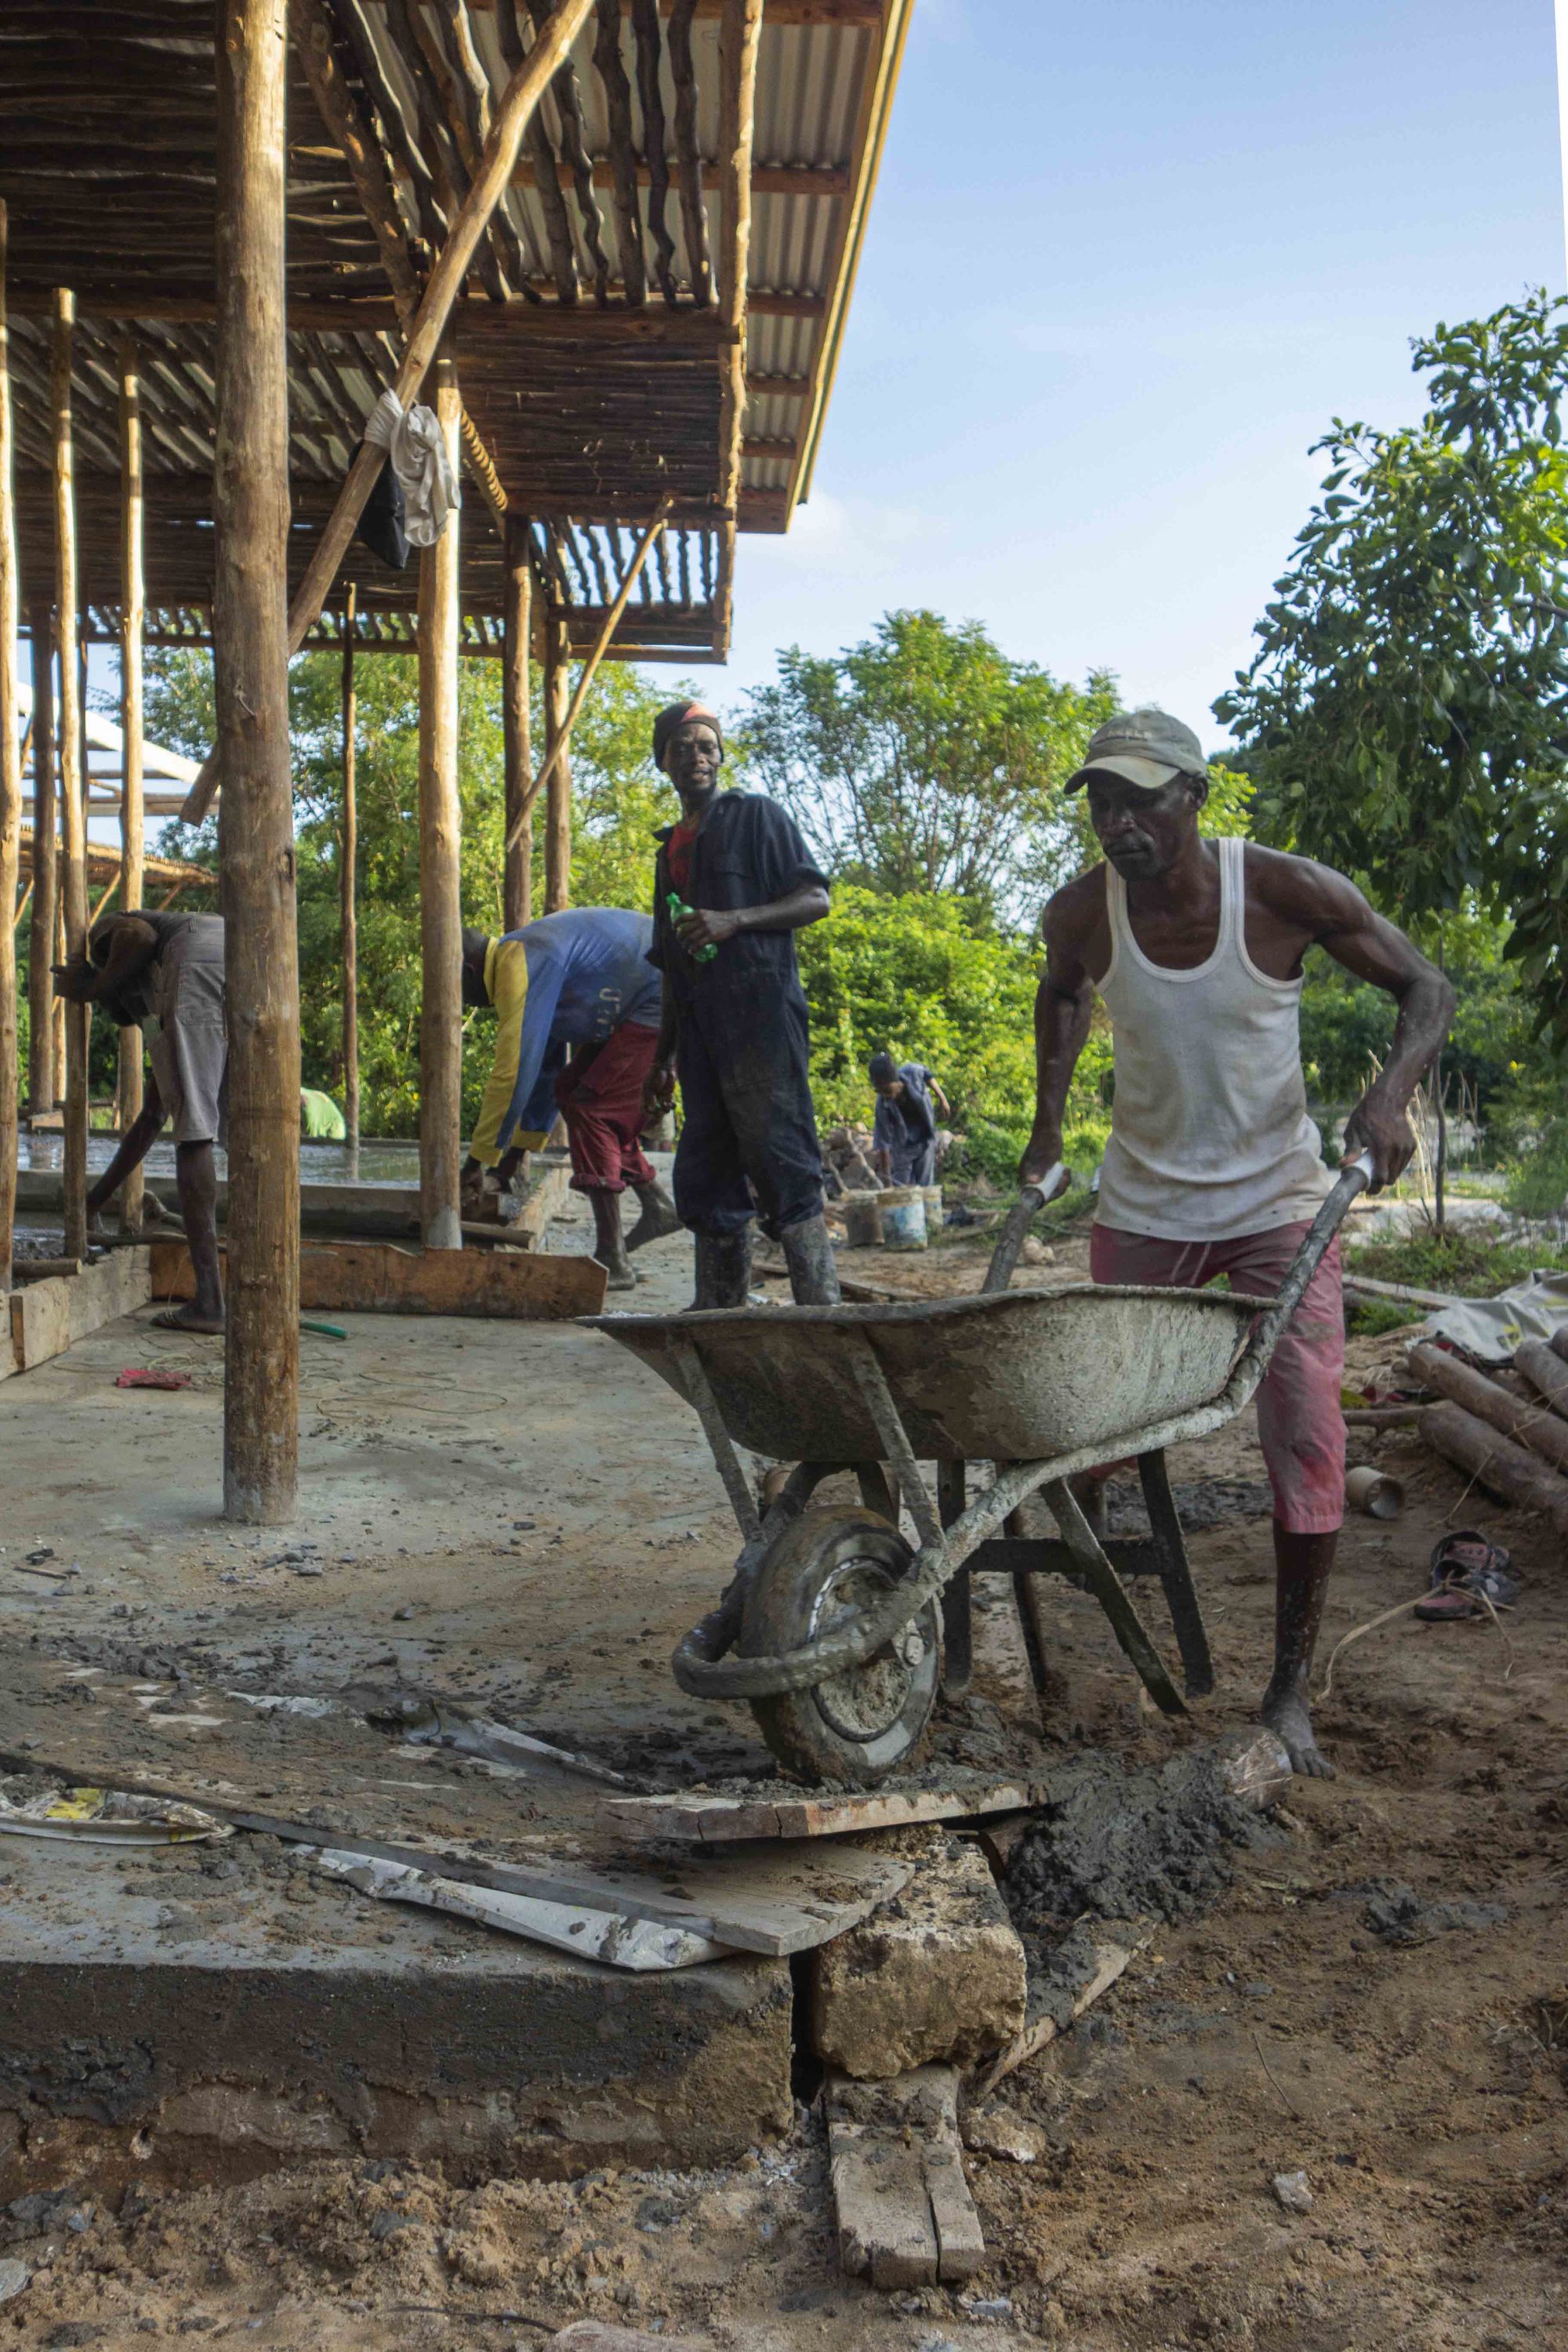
[1,1196,1564,2350]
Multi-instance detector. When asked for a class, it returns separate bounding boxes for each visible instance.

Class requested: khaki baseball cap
[1065,707,1207,793]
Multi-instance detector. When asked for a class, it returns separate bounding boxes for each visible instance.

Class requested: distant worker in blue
[642,699,840,1308]
[869,1054,949,1188]
[460,909,680,1290]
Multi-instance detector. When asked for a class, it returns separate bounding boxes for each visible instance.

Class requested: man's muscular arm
[1018,877,1100,1196]
[1255,852,1456,1188]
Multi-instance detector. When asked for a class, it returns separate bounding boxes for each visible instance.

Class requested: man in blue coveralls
[869,1052,948,1186]
[460,908,680,1289]
[643,700,840,1308]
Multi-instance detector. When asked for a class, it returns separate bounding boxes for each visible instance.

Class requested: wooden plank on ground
[826,2066,985,2287]
[308,1838,907,1962]
[149,1236,605,1319]
[0,1657,907,1954]
[9,1246,151,1371]
[604,1774,1049,1845]
[970,1922,1146,2100]
[969,1570,1046,1737]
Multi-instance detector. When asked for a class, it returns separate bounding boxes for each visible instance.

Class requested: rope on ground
[1314,1575,1516,1704]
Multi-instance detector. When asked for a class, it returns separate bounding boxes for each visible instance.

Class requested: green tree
[797,884,1114,1177]
[1217,289,1568,1053]
[738,611,1118,923]
[141,646,688,1135]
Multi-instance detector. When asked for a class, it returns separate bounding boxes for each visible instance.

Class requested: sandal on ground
[1416,1529,1519,1621]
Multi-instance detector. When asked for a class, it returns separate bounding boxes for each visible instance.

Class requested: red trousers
[554,1022,659,1195]
[1090,1220,1346,1535]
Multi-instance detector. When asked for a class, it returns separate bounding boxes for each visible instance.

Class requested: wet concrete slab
[0,1835,793,2194]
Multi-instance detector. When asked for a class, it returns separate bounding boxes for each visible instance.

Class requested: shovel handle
[982,1166,1063,1294]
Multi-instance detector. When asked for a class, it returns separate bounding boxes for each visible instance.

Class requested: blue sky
[724,0,1565,749]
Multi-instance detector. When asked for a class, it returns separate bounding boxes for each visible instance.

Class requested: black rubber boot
[691,1228,752,1309]
[626,1180,682,1254]
[779,1214,841,1305]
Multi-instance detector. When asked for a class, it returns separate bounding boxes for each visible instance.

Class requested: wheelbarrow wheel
[740,1506,940,1787]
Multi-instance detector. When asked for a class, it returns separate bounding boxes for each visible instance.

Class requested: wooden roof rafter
[1,0,905,672]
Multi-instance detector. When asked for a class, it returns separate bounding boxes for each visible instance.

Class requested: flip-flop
[1417,1529,1519,1621]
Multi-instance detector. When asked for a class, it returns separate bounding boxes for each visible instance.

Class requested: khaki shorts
[148,916,228,1147]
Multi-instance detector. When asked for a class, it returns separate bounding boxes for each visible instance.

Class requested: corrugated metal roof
[346,0,909,548]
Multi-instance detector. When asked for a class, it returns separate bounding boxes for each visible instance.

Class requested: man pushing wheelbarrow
[1018,709,1454,1777]
[592,709,1452,1791]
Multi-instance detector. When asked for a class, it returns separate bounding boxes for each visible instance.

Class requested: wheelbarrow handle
[1235,1148,1375,1383]
[981,1165,1064,1295]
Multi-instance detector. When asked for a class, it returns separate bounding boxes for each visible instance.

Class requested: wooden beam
[51,287,89,1262]
[11,293,732,341]
[543,598,571,913]
[341,583,360,1152]
[506,502,670,856]
[117,337,146,1234]
[513,156,851,197]
[24,607,56,1116]
[417,353,464,1250]
[0,202,19,1279]
[741,434,797,457]
[360,2,886,20]
[713,0,764,659]
[180,0,597,827]
[215,0,300,1525]
[503,514,533,928]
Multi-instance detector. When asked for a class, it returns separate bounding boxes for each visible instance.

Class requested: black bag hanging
[354,440,409,571]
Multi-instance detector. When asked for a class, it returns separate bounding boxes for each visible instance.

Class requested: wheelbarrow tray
[588,1283,1270,1468]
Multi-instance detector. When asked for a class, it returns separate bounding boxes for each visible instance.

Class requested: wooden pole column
[214,0,299,1523]
[0,203,20,1280]
[341,583,360,1152]
[25,606,56,1117]
[51,287,88,1263]
[712,0,764,658]
[502,516,532,931]
[118,339,145,1227]
[543,598,571,915]
[417,353,463,1250]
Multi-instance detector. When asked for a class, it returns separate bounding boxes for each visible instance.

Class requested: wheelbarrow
[589,1153,1373,1786]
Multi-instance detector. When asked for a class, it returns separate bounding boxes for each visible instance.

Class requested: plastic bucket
[880,1185,927,1250]
[922,1185,944,1229]
[842,1192,884,1249]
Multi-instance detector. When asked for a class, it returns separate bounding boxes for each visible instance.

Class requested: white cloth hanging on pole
[364,391,460,548]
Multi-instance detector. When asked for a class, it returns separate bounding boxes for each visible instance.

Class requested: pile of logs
[1413,1326,1568,1537]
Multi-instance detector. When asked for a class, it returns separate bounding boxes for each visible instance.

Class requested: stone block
[811,1831,1025,2078]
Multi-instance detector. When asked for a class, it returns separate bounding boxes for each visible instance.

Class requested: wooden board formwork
[6,1245,153,1375]
[148,1234,605,1320]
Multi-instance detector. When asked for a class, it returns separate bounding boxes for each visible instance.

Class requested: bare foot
[1261,1683,1334,1778]
[597,1258,637,1292]
[151,1305,224,1335]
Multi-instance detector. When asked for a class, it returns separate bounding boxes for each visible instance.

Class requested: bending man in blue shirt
[460,909,679,1289]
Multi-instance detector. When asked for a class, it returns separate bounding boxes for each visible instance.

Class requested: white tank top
[1094,834,1333,1240]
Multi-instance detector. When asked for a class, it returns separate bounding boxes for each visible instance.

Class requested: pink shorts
[1089,1221,1346,1536]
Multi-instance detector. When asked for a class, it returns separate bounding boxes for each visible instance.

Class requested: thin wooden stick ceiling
[0,0,909,661]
